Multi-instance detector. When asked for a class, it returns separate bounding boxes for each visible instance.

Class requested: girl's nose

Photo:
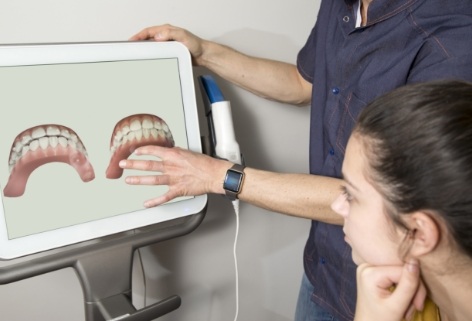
[331,193,349,218]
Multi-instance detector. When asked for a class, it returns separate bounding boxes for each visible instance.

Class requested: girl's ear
[405,211,441,258]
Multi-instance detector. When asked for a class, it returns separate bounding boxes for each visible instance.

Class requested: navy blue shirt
[297,0,472,320]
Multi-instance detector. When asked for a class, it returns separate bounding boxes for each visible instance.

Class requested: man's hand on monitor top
[129,24,205,66]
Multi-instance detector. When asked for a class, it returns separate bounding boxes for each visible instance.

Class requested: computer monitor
[0,41,207,259]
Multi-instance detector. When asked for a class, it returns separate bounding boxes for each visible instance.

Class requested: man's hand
[119,145,231,207]
[130,24,206,66]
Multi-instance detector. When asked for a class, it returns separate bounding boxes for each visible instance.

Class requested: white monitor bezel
[0,41,207,259]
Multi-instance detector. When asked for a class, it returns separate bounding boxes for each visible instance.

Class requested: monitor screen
[0,41,207,259]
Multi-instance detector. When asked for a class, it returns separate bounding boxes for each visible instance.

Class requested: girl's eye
[340,185,354,203]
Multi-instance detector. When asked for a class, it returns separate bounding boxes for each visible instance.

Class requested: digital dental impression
[105,113,175,179]
[3,125,95,197]
[3,114,174,197]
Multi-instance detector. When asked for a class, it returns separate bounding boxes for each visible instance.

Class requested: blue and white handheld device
[199,75,242,165]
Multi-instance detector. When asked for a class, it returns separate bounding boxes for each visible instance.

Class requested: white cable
[232,199,240,321]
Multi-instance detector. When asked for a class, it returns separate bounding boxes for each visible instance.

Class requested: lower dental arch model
[3,113,174,197]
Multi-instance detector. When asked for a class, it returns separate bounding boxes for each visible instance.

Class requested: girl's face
[331,135,404,266]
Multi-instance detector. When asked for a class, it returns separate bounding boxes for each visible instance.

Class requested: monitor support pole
[77,230,184,321]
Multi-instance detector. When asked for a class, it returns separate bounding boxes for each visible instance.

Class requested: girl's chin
[350,250,365,266]
[351,255,363,266]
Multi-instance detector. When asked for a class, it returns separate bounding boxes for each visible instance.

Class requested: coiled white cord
[232,199,240,321]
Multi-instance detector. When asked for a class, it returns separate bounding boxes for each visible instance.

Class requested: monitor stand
[0,210,206,321]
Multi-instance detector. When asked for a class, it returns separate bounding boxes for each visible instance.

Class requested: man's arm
[119,146,344,225]
[130,24,313,106]
[127,25,335,223]
[238,167,342,224]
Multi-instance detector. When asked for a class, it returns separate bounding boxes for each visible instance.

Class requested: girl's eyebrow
[341,171,360,192]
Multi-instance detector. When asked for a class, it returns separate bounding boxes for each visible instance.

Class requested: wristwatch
[223,164,245,200]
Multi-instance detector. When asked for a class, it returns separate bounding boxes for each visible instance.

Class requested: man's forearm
[198,41,312,106]
[235,167,343,225]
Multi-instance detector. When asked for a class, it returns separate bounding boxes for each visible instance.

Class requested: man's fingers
[143,195,167,208]
[125,174,169,186]
[130,25,181,42]
[129,27,155,41]
[143,190,178,208]
[119,159,162,172]
[133,145,168,157]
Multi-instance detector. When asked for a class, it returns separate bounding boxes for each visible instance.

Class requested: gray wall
[0,0,321,320]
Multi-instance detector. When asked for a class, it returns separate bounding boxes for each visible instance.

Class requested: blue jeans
[294,273,341,321]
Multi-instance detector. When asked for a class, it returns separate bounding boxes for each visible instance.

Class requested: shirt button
[329,148,335,156]
[343,16,349,23]
[332,87,340,95]
[320,257,326,264]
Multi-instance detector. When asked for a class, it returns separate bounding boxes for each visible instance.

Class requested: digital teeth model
[3,125,95,197]
[105,114,175,179]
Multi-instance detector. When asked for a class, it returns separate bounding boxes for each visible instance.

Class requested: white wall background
[0,0,321,320]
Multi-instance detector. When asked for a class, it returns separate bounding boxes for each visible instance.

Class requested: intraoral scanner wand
[199,75,242,165]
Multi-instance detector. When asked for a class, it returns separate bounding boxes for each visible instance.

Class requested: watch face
[224,169,243,193]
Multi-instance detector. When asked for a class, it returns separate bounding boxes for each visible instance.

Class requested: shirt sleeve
[297,24,317,84]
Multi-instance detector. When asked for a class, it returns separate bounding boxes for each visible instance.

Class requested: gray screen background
[0,59,189,239]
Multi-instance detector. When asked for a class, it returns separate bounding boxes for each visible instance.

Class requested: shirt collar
[356,0,421,26]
